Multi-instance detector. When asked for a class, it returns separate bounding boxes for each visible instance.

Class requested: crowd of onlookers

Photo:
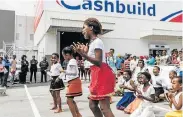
[0,47,182,116]
[104,48,182,117]
[106,48,183,74]
[0,54,49,87]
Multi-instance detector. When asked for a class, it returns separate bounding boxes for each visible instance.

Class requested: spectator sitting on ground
[114,70,125,96]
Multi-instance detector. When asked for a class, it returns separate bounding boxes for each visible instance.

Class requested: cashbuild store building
[34,0,182,62]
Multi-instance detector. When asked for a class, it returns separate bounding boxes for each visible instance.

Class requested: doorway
[59,31,89,63]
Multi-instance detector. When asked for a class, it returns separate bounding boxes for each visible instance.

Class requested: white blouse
[50,63,63,76]
[88,38,106,63]
[140,85,155,103]
[172,92,183,111]
[65,59,79,81]
[124,79,134,92]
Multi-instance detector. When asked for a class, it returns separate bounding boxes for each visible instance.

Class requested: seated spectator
[114,70,125,96]
[151,66,164,102]
[116,70,135,110]
[165,77,182,117]
[124,73,143,114]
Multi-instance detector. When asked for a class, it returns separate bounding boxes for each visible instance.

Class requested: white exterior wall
[45,29,57,55]
[101,18,182,55]
[37,36,45,62]
[15,15,36,61]
[34,0,182,57]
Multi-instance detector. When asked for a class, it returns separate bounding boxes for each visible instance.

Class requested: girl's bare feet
[50,106,57,110]
[54,108,63,113]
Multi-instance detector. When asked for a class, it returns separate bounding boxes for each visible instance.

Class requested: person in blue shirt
[107,48,117,74]
[147,55,155,65]
[116,54,124,70]
[2,55,11,87]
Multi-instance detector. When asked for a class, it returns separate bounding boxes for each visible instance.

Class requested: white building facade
[34,0,182,62]
[15,15,37,61]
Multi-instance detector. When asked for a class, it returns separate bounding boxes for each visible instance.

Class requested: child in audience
[116,70,135,110]
[114,70,125,96]
[124,73,143,114]
[164,70,177,101]
[165,76,182,117]
[130,72,155,117]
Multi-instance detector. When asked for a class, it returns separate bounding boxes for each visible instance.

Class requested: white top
[65,59,79,81]
[141,85,155,103]
[160,55,168,65]
[124,79,134,92]
[172,92,183,111]
[50,63,63,76]
[88,38,106,63]
[151,74,164,88]
[177,57,182,63]
[84,60,91,68]
[130,60,138,71]
[117,75,125,86]
[133,66,148,82]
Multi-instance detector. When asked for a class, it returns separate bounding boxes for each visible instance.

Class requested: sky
[0,0,37,16]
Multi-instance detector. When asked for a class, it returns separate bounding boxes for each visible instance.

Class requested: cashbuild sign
[56,0,156,16]
[56,0,182,23]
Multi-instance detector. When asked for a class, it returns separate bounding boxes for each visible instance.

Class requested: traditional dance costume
[49,63,65,91]
[165,92,183,117]
[88,38,115,100]
[130,85,155,117]
[65,59,82,97]
[116,79,135,110]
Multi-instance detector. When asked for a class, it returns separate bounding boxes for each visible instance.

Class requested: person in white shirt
[49,53,65,113]
[151,66,164,102]
[116,70,135,110]
[132,59,148,84]
[72,18,115,117]
[130,56,138,73]
[160,50,169,65]
[61,46,82,117]
[165,77,182,117]
[115,70,125,96]
[130,72,155,117]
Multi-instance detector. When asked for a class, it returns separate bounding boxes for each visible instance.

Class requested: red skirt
[66,78,82,97]
[89,63,115,100]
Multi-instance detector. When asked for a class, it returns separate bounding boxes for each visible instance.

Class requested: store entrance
[59,31,89,63]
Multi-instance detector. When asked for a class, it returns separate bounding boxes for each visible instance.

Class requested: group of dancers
[48,18,115,117]
[47,17,182,117]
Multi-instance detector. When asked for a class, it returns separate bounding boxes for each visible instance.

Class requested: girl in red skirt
[72,18,115,117]
[61,46,82,117]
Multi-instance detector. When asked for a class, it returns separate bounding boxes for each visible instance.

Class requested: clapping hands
[71,42,88,55]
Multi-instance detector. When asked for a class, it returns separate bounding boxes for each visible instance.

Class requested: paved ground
[0,72,171,117]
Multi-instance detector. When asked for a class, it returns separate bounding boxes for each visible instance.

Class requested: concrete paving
[0,72,171,117]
